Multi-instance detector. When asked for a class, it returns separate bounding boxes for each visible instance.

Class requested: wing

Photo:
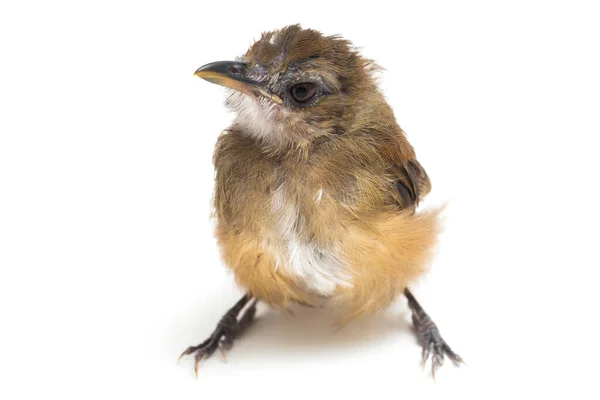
[390,160,431,209]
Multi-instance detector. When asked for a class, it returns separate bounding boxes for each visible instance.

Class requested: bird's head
[195,25,387,151]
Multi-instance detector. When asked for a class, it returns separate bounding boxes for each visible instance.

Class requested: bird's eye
[290,83,317,103]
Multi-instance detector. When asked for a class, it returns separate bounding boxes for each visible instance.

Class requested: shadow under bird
[180,25,463,378]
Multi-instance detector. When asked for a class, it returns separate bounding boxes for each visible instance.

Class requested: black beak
[194,61,282,104]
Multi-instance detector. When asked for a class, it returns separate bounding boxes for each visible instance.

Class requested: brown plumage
[213,25,436,315]
[180,24,462,377]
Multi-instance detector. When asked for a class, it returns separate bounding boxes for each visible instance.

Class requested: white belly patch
[270,186,352,296]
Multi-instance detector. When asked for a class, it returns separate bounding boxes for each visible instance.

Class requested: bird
[179,24,463,378]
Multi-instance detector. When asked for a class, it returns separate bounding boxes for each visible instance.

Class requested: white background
[1,1,599,398]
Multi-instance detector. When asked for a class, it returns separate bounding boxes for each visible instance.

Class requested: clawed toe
[421,334,464,379]
[179,327,240,375]
[405,288,463,379]
[179,295,257,376]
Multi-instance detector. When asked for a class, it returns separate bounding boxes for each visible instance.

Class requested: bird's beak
[194,61,283,104]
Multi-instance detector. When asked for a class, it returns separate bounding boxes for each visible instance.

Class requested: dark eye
[290,83,317,103]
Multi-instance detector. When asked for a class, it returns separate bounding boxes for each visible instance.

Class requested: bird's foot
[415,316,464,379]
[404,289,464,379]
[178,294,257,376]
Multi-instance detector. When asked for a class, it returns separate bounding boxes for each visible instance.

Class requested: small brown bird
[180,25,462,377]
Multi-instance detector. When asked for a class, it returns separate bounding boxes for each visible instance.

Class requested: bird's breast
[265,184,352,297]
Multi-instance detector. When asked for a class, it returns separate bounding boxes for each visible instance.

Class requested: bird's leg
[404,288,463,378]
[179,294,258,375]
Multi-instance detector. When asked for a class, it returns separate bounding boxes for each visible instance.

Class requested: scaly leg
[179,294,258,376]
[405,288,463,378]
